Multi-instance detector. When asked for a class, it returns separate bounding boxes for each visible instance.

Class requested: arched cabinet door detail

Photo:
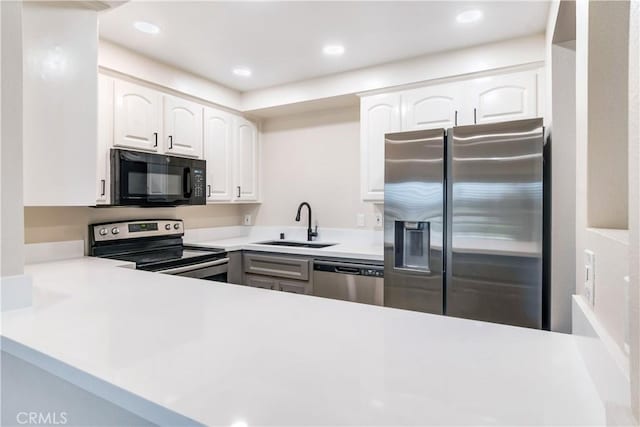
[469,72,538,124]
[164,96,203,158]
[360,93,401,201]
[402,82,463,130]
[114,80,161,152]
[203,108,233,201]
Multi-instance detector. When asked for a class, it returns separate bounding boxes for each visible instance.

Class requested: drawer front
[278,279,310,295]
[245,274,277,290]
[243,253,311,280]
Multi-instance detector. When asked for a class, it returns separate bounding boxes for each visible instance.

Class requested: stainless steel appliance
[110,149,206,206]
[384,118,546,328]
[89,219,228,281]
[313,259,384,305]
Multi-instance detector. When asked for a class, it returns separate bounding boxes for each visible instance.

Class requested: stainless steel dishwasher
[313,259,384,305]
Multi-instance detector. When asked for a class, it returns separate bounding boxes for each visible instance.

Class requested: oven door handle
[183,167,193,198]
[157,257,229,275]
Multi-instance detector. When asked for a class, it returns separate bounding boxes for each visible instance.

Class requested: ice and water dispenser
[394,221,430,272]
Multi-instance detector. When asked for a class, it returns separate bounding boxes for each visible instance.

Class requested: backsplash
[24,205,245,244]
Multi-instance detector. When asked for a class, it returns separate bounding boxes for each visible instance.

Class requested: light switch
[584,250,595,306]
[356,214,365,227]
[243,214,252,226]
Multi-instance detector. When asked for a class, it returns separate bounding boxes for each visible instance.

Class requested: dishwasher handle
[335,266,361,274]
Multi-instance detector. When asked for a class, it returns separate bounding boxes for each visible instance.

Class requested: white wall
[99,40,243,111]
[245,106,380,231]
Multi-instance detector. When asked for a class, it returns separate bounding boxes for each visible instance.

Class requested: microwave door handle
[183,168,193,198]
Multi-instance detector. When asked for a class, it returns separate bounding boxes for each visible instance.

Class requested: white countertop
[1,256,628,426]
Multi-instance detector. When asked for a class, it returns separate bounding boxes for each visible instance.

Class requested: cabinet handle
[207,184,211,198]
[168,135,173,149]
[153,132,158,147]
[473,108,477,124]
[237,186,241,198]
[100,179,106,196]
[454,110,458,126]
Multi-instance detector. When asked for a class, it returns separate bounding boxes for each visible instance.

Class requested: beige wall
[24,205,244,245]
[244,106,380,230]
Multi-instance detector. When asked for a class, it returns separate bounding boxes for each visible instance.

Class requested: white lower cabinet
[360,68,541,201]
[164,96,203,158]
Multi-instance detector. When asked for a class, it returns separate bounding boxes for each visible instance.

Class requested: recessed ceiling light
[456,9,483,24]
[323,44,345,56]
[233,67,252,77]
[133,21,160,34]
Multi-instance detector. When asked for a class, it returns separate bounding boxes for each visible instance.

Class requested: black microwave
[110,149,206,206]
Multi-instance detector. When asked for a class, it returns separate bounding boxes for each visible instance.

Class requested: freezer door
[384,129,445,314]
[447,118,544,328]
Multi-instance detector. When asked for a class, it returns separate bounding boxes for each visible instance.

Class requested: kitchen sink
[256,240,336,249]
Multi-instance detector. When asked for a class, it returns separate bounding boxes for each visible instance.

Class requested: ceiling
[99,1,550,92]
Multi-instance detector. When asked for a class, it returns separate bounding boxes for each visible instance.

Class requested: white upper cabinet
[114,79,162,152]
[402,82,463,130]
[359,68,541,201]
[360,93,401,201]
[466,71,538,124]
[164,96,203,158]
[97,74,113,204]
[234,117,259,201]
[203,107,234,201]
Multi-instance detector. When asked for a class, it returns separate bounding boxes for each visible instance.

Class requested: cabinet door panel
[203,108,233,201]
[402,83,461,129]
[360,93,401,201]
[469,71,538,124]
[97,75,113,204]
[164,96,203,158]
[114,80,161,152]
[245,274,277,290]
[279,279,310,295]
[235,117,259,201]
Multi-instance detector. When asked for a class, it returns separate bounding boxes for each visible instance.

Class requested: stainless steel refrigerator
[384,118,546,329]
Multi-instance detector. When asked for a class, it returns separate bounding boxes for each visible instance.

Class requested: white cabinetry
[203,107,234,201]
[360,93,401,201]
[234,117,259,201]
[97,75,113,204]
[99,76,260,205]
[113,79,162,152]
[360,68,541,201]
[164,96,203,158]
[402,82,462,130]
[466,71,538,124]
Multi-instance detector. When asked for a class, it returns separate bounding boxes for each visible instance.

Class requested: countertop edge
[0,336,203,427]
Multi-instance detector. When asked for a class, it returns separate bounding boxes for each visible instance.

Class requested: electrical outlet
[375,213,383,228]
[243,214,252,226]
[356,214,365,227]
[584,250,595,306]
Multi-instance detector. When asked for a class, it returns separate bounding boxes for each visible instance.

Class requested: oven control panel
[92,220,184,242]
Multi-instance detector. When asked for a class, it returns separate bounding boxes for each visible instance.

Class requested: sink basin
[256,240,336,249]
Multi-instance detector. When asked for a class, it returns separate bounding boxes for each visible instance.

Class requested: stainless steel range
[89,219,228,281]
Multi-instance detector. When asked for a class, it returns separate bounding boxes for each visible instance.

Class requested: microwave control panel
[193,168,205,200]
